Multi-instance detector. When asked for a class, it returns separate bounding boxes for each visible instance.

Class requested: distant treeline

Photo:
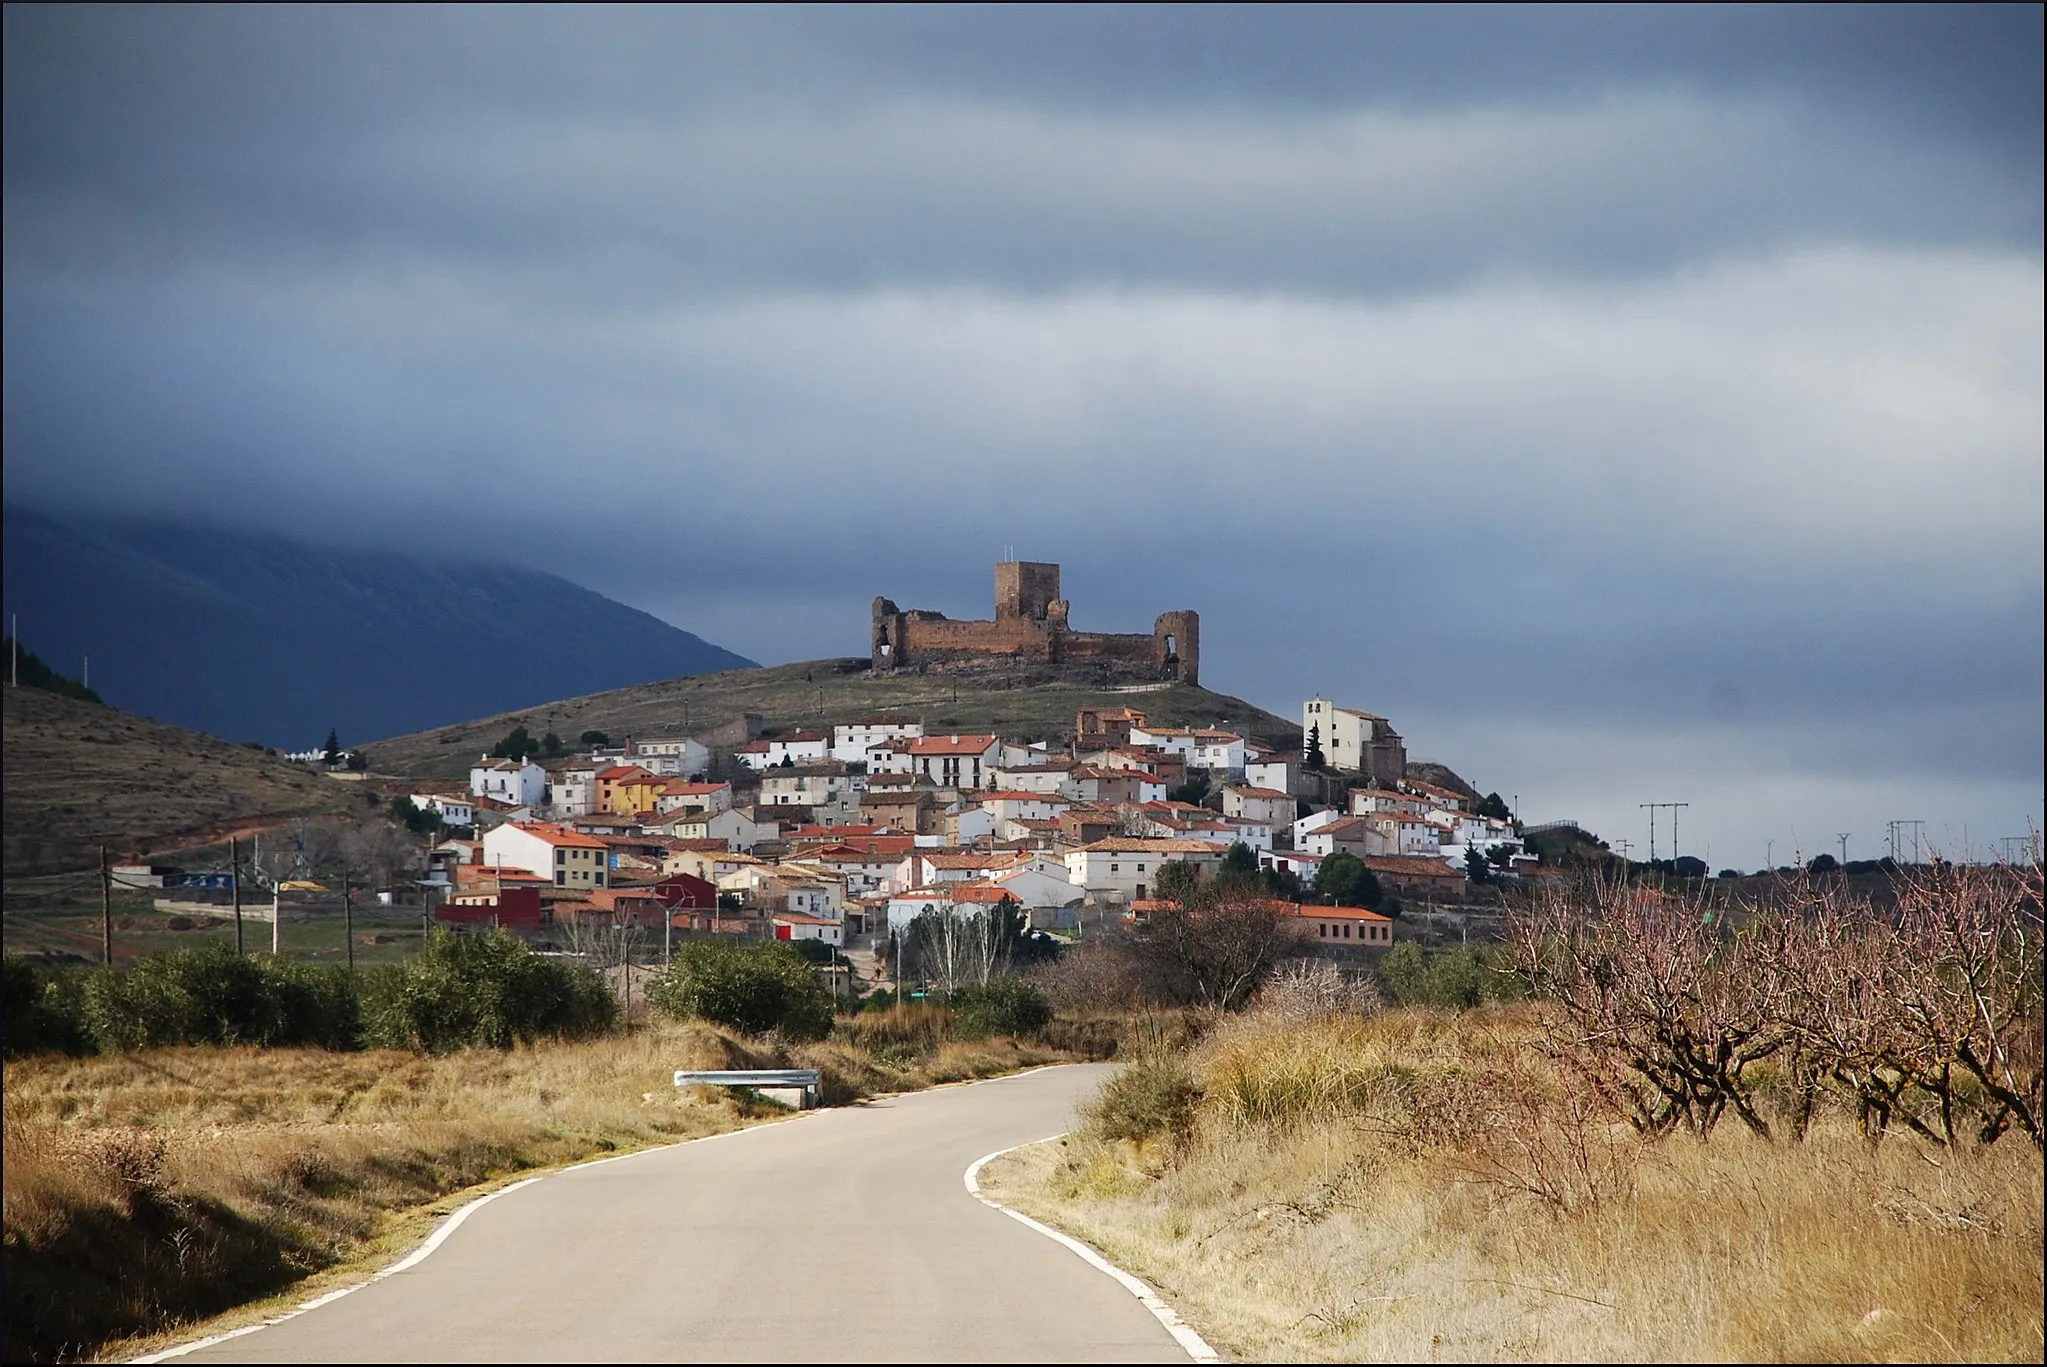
[3,637,102,705]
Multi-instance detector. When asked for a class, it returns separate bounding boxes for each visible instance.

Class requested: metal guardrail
[673,1068,823,1108]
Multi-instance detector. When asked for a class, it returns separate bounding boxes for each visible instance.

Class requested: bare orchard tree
[1507,872,1788,1139]
[340,819,424,896]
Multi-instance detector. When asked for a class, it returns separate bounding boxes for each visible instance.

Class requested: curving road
[163,1064,1190,1364]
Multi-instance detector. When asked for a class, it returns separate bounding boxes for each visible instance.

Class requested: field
[2,687,361,876]
[1,873,429,967]
[357,657,1301,783]
[981,1007,2045,1363]
[2,1013,1099,1364]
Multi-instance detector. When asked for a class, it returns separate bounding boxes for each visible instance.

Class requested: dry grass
[981,1008,2045,1363]
[2,1018,1082,1363]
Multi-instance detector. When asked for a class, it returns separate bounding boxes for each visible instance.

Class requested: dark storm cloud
[3,4,2040,859]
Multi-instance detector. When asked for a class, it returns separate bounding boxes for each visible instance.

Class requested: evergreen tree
[1305,724,1325,769]
[324,728,341,764]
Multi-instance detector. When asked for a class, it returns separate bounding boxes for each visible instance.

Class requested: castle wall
[871,571,1199,685]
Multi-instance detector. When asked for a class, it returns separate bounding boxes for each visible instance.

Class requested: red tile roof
[904,734,999,756]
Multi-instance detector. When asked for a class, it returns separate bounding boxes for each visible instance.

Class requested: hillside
[1,505,754,749]
[1,687,362,874]
[363,658,1303,782]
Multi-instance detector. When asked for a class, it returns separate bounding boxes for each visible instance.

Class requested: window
[1111,863,1120,873]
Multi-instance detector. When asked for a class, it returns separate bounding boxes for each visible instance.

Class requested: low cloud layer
[5,5,2040,865]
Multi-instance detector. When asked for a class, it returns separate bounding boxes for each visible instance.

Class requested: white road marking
[129,1177,543,1363]
[964,1139,1221,1364]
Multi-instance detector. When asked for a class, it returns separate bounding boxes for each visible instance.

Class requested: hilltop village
[381,566,1529,953]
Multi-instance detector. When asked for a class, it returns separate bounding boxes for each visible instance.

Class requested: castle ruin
[872,562,1198,686]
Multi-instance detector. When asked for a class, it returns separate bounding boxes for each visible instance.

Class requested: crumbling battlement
[872,562,1198,685]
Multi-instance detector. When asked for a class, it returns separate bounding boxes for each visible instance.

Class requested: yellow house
[596,764,664,817]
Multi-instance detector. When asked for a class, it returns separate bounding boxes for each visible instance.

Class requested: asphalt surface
[172,1063,1191,1364]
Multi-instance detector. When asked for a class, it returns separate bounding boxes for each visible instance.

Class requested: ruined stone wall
[901,614,1051,657]
[1155,610,1200,686]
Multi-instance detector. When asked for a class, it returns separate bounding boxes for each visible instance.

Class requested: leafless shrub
[1255,959,1383,1024]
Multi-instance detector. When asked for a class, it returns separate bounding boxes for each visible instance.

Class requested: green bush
[71,947,360,1052]
[947,977,1052,1039]
[1086,1056,1201,1143]
[1379,942,1514,1010]
[2,957,91,1057]
[359,929,614,1053]
[645,939,834,1041]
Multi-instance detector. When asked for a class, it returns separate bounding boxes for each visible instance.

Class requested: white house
[1189,731,1247,773]
[990,762,1074,794]
[761,763,856,807]
[1301,697,1406,779]
[656,780,733,815]
[471,757,547,808]
[1243,755,1297,796]
[634,736,711,776]
[808,846,903,897]
[482,822,610,889]
[902,735,1000,790]
[1291,807,1346,848]
[831,717,924,764]
[545,764,597,818]
[1223,785,1294,826]
[773,912,843,946]
[412,793,476,827]
[664,806,778,850]
[978,793,1070,824]
[1064,838,1226,901]
[988,865,1084,912]
[946,805,999,845]
[1217,816,1277,853]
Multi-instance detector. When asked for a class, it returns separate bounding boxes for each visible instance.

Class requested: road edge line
[965,1138,1221,1364]
[129,1177,543,1363]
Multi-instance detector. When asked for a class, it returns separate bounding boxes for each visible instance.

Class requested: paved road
[175,1064,1189,1364]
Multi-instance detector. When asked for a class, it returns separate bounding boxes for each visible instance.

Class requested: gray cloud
[3,5,2040,859]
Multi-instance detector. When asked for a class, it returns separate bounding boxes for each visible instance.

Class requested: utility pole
[231,836,244,954]
[82,655,89,690]
[100,845,113,965]
[272,875,282,956]
[1640,802,1688,863]
[343,862,354,972]
[1764,839,1773,872]
[1836,833,1851,866]
[10,614,16,687]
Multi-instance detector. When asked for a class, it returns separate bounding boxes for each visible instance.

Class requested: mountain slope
[2,685,363,874]
[2,506,753,748]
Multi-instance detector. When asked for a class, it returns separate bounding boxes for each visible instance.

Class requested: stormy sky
[5,5,2041,867]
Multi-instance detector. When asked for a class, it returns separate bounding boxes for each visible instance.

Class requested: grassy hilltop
[362,658,1303,783]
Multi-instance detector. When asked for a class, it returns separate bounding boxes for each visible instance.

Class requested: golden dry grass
[2,1018,1080,1363]
[981,1008,2046,1363]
